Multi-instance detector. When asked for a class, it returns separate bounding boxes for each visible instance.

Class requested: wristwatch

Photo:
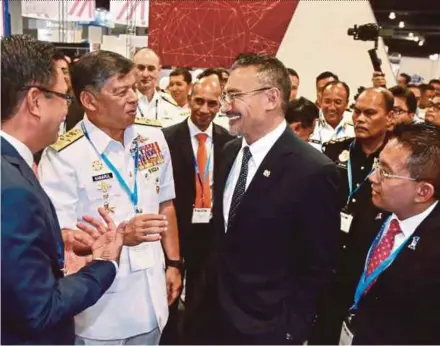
[166,258,184,272]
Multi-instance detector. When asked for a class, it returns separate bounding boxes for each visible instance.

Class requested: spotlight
[389,12,396,20]
[399,21,405,28]
[418,40,424,46]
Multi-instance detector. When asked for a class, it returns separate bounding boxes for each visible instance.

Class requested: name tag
[128,243,155,271]
[339,321,354,345]
[192,208,211,224]
[92,172,114,182]
[340,212,353,234]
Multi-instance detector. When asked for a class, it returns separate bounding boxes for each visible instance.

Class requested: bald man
[161,77,234,343]
[133,48,183,127]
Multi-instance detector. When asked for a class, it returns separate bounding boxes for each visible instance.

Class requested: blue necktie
[228,146,252,229]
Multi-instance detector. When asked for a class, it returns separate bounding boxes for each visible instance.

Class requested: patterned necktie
[195,133,210,208]
[365,219,402,291]
[228,146,252,229]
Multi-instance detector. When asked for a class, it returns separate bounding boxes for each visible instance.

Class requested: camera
[347,23,380,42]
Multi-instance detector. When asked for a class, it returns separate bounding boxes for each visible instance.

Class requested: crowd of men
[2,34,440,345]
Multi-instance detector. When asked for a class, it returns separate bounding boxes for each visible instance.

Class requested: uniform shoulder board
[50,128,84,152]
[134,117,162,128]
[346,119,354,126]
[180,109,191,118]
[159,92,178,107]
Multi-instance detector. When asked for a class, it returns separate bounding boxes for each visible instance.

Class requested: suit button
[285,333,293,341]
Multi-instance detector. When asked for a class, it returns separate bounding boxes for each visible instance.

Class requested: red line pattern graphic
[149,0,299,68]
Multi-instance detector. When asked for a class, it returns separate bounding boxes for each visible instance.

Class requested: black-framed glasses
[219,87,273,104]
[22,85,73,106]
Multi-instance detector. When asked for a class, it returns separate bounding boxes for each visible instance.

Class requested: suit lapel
[1,138,38,188]
[212,124,224,184]
[177,120,196,186]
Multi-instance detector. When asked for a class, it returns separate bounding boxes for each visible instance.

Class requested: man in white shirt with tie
[336,122,440,345]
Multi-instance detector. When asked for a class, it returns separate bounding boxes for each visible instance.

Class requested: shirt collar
[187,117,213,139]
[241,120,287,167]
[0,130,34,169]
[82,116,137,154]
[137,89,159,106]
[390,200,439,238]
[319,110,351,130]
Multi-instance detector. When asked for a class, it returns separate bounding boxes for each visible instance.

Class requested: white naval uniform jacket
[38,116,175,340]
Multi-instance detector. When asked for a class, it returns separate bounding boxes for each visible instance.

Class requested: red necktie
[365,219,402,291]
[195,133,210,208]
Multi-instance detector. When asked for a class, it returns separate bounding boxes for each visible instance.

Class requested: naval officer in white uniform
[38,50,182,345]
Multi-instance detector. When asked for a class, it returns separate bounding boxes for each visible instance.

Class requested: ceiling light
[429,54,439,61]
[408,32,413,38]
[399,21,405,28]
[418,40,424,46]
[389,12,396,20]
[413,36,419,42]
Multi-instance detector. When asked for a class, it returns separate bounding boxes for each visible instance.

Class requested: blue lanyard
[346,141,374,206]
[193,142,213,208]
[81,123,139,208]
[351,217,409,310]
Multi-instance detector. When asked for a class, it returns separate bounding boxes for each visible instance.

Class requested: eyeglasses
[373,160,417,182]
[426,101,440,112]
[22,85,73,106]
[392,107,409,115]
[219,87,272,104]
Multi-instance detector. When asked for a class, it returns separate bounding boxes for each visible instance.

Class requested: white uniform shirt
[137,90,184,127]
[309,110,354,151]
[187,117,214,205]
[223,121,286,231]
[38,117,175,340]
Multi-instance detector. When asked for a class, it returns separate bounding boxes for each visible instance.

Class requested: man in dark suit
[1,35,123,345]
[190,54,340,345]
[337,123,440,345]
[161,74,234,344]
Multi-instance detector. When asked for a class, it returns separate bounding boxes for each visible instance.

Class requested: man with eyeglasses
[187,54,340,345]
[38,50,181,345]
[161,75,234,344]
[309,81,355,151]
[133,48,182,127]
[311,87,394,344]
[1,35,125,345]
[425,95,440,127]
[389,85,418,125]
[336,122,440,344]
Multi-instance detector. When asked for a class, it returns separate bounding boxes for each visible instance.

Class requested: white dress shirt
[386,200,438,253]
[137,90,183,127]
[38,117,175,339]
[187,117,214,204]
[309,110,354,151]
[223,120,287,230]
[0,131,34,169]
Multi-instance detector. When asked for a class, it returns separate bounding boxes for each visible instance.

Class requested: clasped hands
[63,210,168,274]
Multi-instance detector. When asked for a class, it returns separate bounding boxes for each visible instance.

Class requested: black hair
[399,73,411,85]
[389,85,417,113]
[1,35,57,123]
[287,68,299,79]
[316,71,339,86]
[169,67,192,84]
[285,97,319,128]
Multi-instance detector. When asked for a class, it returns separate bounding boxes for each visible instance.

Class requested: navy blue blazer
[1,138,116,345]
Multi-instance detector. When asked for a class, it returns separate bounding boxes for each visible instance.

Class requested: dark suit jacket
[162,120,234,264]
[1,138,116,345]
[347,203,440,345]
[208,128,340,344]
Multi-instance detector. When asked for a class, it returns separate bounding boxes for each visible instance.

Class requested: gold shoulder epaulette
[135,117,162,128]
[159,92,178,107]
[180,109,191,117]
[50,128,84,152]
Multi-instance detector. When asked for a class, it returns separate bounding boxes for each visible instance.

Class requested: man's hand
[123,214,168,246]
[372,72,386,88]
[77,208,126,264]
[166,267,182,305]
[61,225,106,256]
[64,232,92,275]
